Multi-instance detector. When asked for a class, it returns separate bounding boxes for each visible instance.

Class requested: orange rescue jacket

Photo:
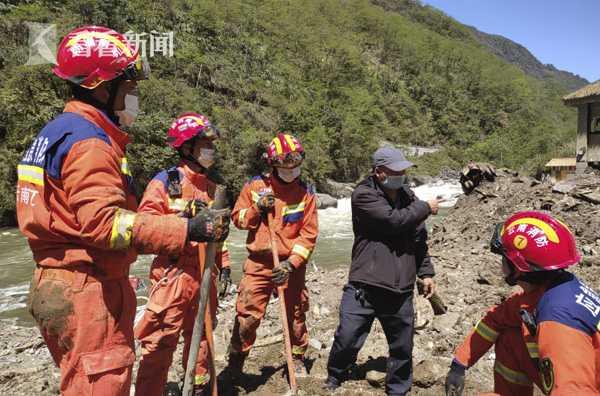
[137,161,230,270]
[454,273,600,395]
[232,173,318,275]
[16,100,188,278]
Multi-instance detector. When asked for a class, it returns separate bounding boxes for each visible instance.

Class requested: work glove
[181,199,207,218]
[271,260,293,285]
[219,267,232,298]
[256,192,275,215]
[187,207,231,242]
[445,360,466,396]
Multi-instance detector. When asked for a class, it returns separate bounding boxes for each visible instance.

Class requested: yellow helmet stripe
[284,134,296,151]
[187,116,207,127]
[504,218,560,243]
[66,31,133,57]
[273,137,283,155]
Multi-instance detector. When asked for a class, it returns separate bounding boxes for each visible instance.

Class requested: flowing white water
[413,180,463,207]
[0,180,462,326]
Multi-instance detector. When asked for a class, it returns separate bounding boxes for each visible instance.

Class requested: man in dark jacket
[324,146,440,395]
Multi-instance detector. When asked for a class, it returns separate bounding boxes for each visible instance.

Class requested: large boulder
[320,178,355,198]
[316,193,338,209]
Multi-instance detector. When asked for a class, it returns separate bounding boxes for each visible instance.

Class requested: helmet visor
[123,57,150,81]
[272,151,305,168]
[203,124,221,140]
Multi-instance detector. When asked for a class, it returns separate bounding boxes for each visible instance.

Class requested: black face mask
[502,256,518,286]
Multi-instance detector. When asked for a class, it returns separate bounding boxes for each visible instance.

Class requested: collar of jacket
[63,100,131,150]
[178,159,209,185]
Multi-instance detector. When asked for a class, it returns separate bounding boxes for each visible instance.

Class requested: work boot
[193,383,208,396]
[225,350,247,381]
[164,382,182,396]
[323,376,340,391]
[292,356,308,378]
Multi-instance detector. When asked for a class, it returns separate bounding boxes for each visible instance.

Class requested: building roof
[545,158,576,168]
[563,81,600,105]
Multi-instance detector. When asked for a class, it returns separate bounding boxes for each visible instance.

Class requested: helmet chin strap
[179,149,207,173]
[504,273,518,286]
[503,258,520,286]
[70,78,122,126]
[105,78,122,125]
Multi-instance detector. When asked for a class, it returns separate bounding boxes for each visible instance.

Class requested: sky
[421,0,599,82]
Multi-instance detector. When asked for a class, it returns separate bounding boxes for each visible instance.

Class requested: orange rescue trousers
[134,263,219,396]
[28,267,136,396]
[230,256,309,357]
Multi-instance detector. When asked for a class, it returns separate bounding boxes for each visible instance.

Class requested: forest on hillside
[0,0,577,225]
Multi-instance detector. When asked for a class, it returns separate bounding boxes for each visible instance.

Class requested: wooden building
[544,157,576,182]
[563,81,600,170]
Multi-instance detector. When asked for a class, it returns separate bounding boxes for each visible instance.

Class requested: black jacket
[348,175,435,294]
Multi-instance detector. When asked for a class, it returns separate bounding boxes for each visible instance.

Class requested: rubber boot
[225,350,247,382]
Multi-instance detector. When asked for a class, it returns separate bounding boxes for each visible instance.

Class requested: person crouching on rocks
[225,133,318,380]
[445,211,600,396]
[324,146,440,395]
[134,113,231,396]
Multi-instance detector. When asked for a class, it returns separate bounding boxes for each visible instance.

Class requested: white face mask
[278,166,301,183]
[116,94,139,127]
[196,148,215,169]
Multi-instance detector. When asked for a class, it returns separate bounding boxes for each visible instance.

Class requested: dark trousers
[327,282,414,396]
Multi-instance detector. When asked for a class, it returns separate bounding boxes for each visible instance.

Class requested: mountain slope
[469,27,588,91]
[371,0,588,91]
[0,0,578,225]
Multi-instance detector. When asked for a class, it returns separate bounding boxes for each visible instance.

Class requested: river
[0,180,462,326]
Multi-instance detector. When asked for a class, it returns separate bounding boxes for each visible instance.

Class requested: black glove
[181,199,207,218]
[187,208,231,242]
[271,260,293,285]
[219,267,232,297]
[445,360,466,396]
[256,192,275,215]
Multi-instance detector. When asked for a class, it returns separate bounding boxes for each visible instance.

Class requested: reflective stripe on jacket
[231,173,318,273]
[454,273,600,395]
[137,161,230,269]
[17,100,187,277]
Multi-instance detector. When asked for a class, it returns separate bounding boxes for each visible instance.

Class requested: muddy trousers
[327,282,414,396]
[230,265,309,357]
[488,328,544,396]
[28,267,136,396]
[134,264,217,396]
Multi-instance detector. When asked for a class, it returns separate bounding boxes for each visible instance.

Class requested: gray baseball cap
[372,146,414,171]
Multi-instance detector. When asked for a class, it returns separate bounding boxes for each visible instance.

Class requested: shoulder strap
[167,168,182,198]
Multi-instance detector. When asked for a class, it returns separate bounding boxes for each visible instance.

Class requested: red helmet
[53,26,149,89]
[490,211,580,272]
[166,112,220,148]
[266,133,305,168]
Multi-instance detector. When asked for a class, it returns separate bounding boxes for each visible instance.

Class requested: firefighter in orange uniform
[445,211,600,396]
[134,113,232,396]
[226,133,318,378]
[17,27,228,395]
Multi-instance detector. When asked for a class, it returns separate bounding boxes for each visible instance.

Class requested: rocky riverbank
[2,169,599,395]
